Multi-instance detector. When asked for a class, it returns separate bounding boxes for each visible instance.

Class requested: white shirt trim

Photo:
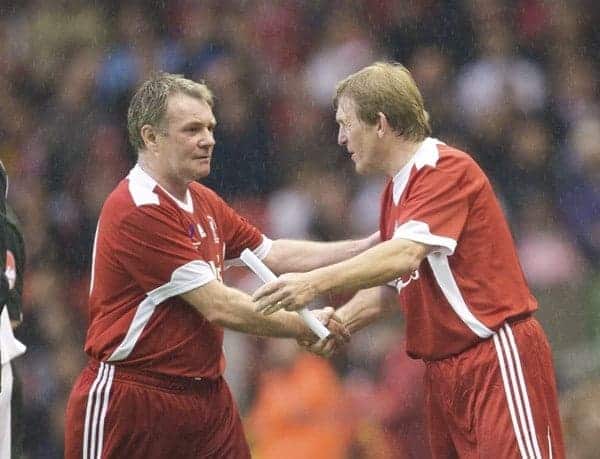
[107,260,215,362]
[0,307,26,364]
[157,184,194,214]
[393,220,457,255]
[392,137,445,205]
[427,252,493,338]
[225,236,273,269]
[127,164,194,213]
[127,165,160,207]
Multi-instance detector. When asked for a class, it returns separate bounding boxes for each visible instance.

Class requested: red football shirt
[84,165,269,378]
[380,138,537,360]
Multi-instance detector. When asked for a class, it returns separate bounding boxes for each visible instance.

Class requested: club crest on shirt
[189,223,207,249]
[206,216,220,244]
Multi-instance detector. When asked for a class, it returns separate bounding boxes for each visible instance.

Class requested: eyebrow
[184,119,217,128]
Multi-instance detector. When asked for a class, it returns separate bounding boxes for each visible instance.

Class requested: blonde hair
[127,73,214,152]
[334,62,431,141]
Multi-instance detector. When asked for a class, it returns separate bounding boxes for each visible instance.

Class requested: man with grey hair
[64,73,378,458]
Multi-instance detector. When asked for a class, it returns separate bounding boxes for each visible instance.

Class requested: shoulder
[412,139,487,186]
[101,177,177,232]
[436,143,482,173]
[190,181,224,201]
[190,181,229,211]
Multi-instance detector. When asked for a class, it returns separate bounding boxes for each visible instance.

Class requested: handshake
[296,306,350,358]
[241,249,351,357]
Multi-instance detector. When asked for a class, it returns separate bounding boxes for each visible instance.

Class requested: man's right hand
[297,307,349,357]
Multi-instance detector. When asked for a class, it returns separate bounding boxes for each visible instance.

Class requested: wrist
[336,306,349,325]
[289,313,310,339]
[305,269,330,297]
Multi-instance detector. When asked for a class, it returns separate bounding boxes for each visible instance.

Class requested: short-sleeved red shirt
[84,165,269,378]
[380,138,537,360]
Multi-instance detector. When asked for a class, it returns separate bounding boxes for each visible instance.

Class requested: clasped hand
[297,307,350,358]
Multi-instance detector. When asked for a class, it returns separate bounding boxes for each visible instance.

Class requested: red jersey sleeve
[394,158,473,255]
[116,205,216,298]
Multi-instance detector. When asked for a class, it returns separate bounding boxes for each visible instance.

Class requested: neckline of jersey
[391,137,441,205]
[129,164,195,214]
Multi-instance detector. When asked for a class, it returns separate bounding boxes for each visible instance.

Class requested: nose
[199,129,215,148]
[337,126,347,146]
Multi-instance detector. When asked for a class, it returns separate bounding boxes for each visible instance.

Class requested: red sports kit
[65,165,269,458]
[380,138,565,458]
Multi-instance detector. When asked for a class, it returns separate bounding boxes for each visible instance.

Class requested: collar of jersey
[392,137,443,205]
[128,164,194,213]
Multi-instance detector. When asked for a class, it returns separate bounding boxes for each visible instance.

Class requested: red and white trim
[493,323,542,458]
[108,260,215,362]
[89,221,101,297]
[394,220,457,256]
[427,252,494,339]
[83,362,115,459]
[224,236,273,269]
[392,137,445,205]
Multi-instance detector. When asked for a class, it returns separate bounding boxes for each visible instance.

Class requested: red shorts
[425,317,565,458]
[64,361,250,459]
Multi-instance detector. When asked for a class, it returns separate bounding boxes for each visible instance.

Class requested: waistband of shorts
[423,313,534,364]
[86,359,221,392]
[504,312,532,327]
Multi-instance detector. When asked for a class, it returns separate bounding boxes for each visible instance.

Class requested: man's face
[336,96,379,175]
[155,93,216,183]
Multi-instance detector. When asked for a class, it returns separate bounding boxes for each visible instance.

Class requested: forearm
[182,282,306,339]
[214,286,307,338]
[309,238,429,295]
[336,286,398,334]
[265,232,379,274]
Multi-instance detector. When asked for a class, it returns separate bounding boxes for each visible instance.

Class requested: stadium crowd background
[0,0,598,457]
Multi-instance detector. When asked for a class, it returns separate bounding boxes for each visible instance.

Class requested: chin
[194,165,211,180]
[354,162,370,175]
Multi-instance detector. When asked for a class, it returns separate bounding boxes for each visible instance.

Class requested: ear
[140,124,159,150]
[376,112,388,138]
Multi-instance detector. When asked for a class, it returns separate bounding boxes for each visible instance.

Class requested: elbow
[202,307,223,324]
[405,254,423,274]
[397,241,429,275]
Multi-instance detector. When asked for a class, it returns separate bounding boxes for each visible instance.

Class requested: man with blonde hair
[255,62,566,458]
[63,73,380,458]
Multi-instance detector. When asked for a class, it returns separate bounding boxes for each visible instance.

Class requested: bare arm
[254,238,430,314]
[181,280,307,338]
[309,238,429,295]
[301,286,398,357]
[262,231,380,274]
[181,280,348,342]
[336,285,399,335]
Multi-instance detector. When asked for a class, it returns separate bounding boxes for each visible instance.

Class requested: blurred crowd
[0,0,598,457]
